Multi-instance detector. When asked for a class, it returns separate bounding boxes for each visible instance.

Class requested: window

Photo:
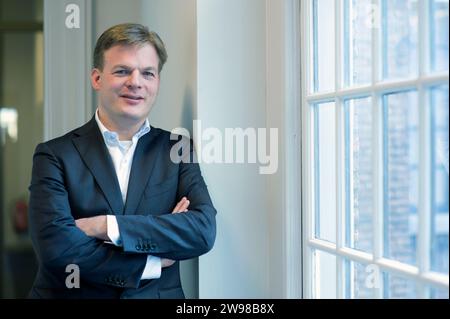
[301,0,449,298]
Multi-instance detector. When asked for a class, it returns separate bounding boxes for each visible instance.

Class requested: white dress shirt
[95,110,161,280]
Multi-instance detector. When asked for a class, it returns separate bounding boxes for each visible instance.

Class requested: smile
[120,94,144,100]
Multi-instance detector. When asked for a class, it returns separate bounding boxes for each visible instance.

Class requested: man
[28,23,216,298]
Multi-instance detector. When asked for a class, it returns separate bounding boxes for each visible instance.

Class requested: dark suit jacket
[28,117,216,299]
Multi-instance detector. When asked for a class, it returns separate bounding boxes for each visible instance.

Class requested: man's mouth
[120,94,144,101]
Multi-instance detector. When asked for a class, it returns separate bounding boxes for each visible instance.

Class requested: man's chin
[118,109,150,122]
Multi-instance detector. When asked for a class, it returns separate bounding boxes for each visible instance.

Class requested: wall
[197,0,270,298]
[196,0,300,298]
[44,0,93,139]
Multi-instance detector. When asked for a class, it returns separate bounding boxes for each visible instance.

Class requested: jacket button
[136,244,141,251]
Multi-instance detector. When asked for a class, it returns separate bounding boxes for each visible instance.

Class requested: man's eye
[143,72,155,78]
[114,70,128,75]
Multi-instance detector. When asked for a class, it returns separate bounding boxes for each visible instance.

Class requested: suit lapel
[124,128,162,215]
[72,119,124,215]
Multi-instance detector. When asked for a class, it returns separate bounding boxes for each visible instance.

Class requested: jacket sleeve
[116,139,217,260]
[28,143,147,289]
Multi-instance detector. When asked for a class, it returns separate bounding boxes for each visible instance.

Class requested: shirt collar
[95,109,150,148]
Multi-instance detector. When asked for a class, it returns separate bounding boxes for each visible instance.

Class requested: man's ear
[91,68,102,90]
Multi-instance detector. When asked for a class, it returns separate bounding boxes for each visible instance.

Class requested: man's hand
[162,197,190,268]
[75,215,108,241]
[172,196,190,213]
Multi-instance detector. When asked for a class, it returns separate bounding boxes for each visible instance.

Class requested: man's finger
[172,198,190,213]
[161,258,176,268]
[172,197,185,212]
[172,197,187,213]
[177,199,189,212]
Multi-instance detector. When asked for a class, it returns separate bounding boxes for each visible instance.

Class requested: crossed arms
[29,141,216,289]
[75,196,191,268]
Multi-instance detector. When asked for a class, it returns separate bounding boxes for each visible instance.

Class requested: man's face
[91,44,160,125]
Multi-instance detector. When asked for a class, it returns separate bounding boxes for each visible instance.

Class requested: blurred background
[0,0,42,298]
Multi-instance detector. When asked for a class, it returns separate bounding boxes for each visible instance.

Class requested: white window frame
[300,0,449,298]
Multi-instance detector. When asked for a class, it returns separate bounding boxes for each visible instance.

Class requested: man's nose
[125,69,141,89]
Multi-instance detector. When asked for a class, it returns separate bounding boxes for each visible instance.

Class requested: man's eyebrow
[142,66,157,72]
[112,65,157,71]
[112,64,132,70]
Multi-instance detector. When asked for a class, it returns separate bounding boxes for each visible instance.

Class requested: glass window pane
[344,97,373,253]
[313,0,335,92]
[382,0,418,79]
[383,272,418,298]
[314,250,337,298]
[344,0,372,86]
[431,85,449,274]
[430,286,449,299]
[314,102,336,243]
[430,0,449,72]
[344,260,379,298]
[383,91,419,266]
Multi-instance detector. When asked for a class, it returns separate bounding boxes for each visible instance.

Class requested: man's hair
[93,23,168,73]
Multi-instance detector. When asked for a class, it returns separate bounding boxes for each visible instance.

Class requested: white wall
[196,0,300,299]
[44,0,93,140]
[197,0,270,298]
[266,0,302,298]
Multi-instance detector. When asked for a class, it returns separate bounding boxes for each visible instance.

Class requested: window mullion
[305,74,449,102]
[301,0,314,299]
[372,94,384,299]
[371,0,383,299]
[418,86,431,298]
[335,0,345,299]
[417,0,432,299]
